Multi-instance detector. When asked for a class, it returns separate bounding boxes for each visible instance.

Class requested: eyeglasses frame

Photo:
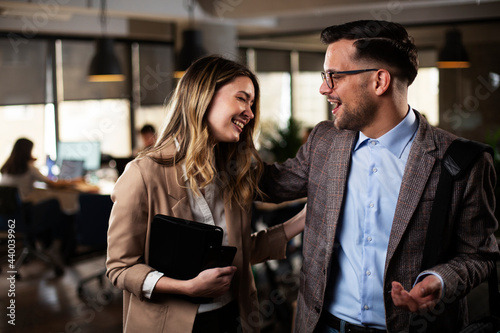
[321,69,379,89]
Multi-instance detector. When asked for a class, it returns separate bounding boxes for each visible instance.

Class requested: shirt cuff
[414,271,445,299]
[142,271,164,299]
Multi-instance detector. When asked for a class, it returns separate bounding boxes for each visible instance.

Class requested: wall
[437,23,500,143]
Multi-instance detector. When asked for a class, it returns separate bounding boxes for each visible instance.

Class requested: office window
[134,105,167,151]
[0,37,55,172]
[256,49,291,72]
[133,42,174,151]
[293,52,329,129]
[0,37,177,167]
[135,105,167,132]
[58,99,131,158]
[258,72,292,129]
[407,49,440,126]
[57,40,133,159]
[252,49,327,131]
[293,71,328,129]
[61,40,130,101]
[0,39,47,106]
[254,49,292,130]
[408,67,439,126]
[0,104,55,171]
[137,43,175,106]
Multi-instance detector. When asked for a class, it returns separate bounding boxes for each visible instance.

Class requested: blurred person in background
[0,137,77,268]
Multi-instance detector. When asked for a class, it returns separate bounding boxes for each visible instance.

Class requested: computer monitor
[56,141,101,171]
[58,160,85,180]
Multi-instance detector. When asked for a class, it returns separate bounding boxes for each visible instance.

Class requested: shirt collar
[354,106,418,158]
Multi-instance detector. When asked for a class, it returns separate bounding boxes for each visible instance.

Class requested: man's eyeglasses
[321,69,379,89]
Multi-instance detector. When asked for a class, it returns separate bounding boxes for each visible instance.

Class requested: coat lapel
[324,130,357,260]
[224,195,244,252]
[155,147,194,220]
[385,114,437,267]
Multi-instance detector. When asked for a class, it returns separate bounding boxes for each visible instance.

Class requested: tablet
[203,245,237,269]
[148,214,224,281]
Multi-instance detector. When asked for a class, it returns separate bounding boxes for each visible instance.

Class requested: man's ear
[373,69,391,96]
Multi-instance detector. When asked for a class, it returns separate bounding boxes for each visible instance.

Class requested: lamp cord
[100,0,107,35]
[184,0,195,29]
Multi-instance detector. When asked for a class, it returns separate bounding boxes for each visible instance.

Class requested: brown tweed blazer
[261,111,499,333]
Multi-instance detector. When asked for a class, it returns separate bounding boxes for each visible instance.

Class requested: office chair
[0,186,64,279]
[72,193,113,298]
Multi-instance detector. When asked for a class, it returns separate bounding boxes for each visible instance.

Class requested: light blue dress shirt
[325,108,419,329]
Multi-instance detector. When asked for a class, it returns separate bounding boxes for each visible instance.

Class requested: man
[260,20,498,332]
[133,124,157,156]
[140,124,157,149]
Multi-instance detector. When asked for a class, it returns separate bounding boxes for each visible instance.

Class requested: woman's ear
[373,69,391,96]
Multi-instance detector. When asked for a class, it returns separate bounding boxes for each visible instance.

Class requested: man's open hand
[391,275,442,313]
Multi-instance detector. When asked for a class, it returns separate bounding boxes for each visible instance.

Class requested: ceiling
[1,0,500,51]
[213,0,500,50]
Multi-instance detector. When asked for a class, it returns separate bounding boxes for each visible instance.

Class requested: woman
[106,55,305,333]
[0,138,72,265]
[0,138,73,201]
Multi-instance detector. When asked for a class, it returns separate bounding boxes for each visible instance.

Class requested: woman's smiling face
[206,76,255,143]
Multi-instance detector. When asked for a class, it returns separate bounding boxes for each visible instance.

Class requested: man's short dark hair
[140,124,155,134]
[320,20,418,85]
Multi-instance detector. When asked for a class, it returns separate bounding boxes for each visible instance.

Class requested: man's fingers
[391,281,424,313]
[391,282,412,307]
[416,275,442,298]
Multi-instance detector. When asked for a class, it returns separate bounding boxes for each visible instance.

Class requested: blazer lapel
[224,195,243,251]
[223,194,244,300]
[155,146,194,220]
[169,164,194,220]
[385,115,437,267]
[324,130,357,259]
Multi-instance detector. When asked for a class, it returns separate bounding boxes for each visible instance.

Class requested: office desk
[31,181,106,215]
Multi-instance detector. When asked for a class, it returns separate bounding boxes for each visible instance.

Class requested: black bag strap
[420,137,499,316]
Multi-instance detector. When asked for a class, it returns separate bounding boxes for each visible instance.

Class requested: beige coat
[106,146,289,333]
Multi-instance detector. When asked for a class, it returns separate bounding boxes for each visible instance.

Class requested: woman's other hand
[188,266,237,298]
[154,266,237,298]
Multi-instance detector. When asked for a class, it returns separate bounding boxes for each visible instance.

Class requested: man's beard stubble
[333,86,377,133]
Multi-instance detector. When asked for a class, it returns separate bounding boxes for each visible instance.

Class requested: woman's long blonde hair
[140,55,263,209]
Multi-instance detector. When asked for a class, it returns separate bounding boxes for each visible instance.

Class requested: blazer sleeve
[429,151,499,300]
[259,123,317,203]
[249,223,289,265]
[106,162,155,300]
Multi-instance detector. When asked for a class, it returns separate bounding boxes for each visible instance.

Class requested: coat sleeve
[251,125,318,265]
[106,162,155,300]
[259,123,318,203]
[249,223,289,265]
[429,151,499,300]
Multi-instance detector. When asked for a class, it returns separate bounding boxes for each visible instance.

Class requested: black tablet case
[149,214,224,281]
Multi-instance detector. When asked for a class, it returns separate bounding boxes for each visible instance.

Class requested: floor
[0,244,301,333]
[0,253,123,333]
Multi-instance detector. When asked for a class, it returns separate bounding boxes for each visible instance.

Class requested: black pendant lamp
[88,0,125,82]
[437,29,471,69]
[174,0,207,79]
[88,38,125,82]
